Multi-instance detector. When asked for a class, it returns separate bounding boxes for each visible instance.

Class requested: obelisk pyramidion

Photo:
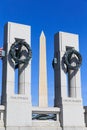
[39,31,48,107]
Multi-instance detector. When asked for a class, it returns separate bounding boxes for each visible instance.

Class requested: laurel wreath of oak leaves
[52,49,82,72]
[9,40,32,68]
[63,49,82,71]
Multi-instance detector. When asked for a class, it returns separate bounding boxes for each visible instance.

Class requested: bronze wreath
[9,40,32,66]
[63,49,82,70]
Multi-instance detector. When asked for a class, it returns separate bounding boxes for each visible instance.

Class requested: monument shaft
[39,31,48,107]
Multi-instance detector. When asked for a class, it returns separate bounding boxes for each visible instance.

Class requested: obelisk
[39,31,48,107]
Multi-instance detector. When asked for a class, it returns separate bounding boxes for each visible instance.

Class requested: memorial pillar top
[54,32,79,52]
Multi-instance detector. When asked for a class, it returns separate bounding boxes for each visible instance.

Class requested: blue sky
[0,0,87,106]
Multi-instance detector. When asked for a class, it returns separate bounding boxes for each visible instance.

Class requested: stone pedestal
[54,32,85,129]
[1,22,32,128]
